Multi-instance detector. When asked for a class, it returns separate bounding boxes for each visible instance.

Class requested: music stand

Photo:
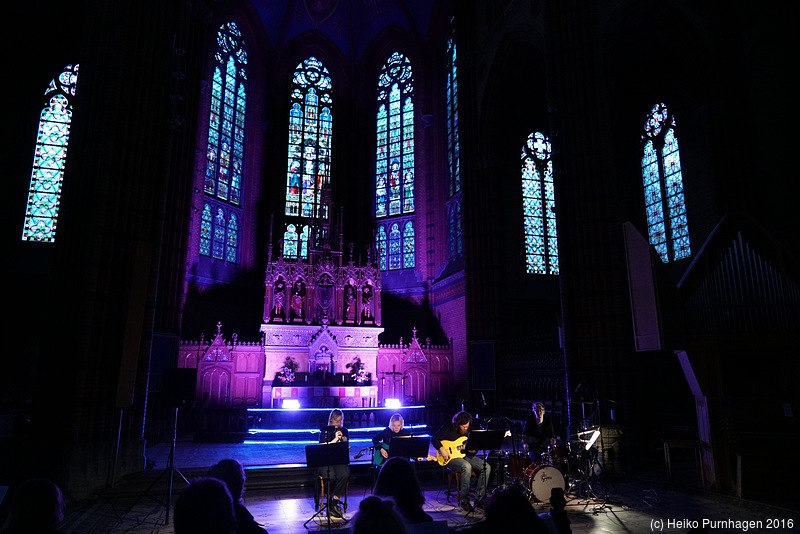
[464,429,505,452]
[462,430,506,513]
[304,441,350,529]
[388,436,431,460]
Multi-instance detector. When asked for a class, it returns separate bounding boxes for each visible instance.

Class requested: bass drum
[523,464,565,503]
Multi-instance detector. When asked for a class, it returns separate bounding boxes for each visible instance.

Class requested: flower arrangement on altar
[347,356,371,385]
[277,357,297,383]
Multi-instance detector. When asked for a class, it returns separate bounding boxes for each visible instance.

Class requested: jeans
[449,455,491,503]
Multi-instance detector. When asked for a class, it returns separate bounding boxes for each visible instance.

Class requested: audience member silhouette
[538,487,571,534]
[483,487,548,533]
[173,477,237,534]
[373,457,433,523]
[0,478,66,534]
[208,459,269,534]
[351,496,408,534]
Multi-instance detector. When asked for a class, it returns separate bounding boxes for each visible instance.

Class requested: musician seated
[431,411,491,513]
[372,413,410,466]
[318,409,349,518]
[522,402,557,462]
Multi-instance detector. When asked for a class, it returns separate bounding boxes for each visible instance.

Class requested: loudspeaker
[163,368,197,408]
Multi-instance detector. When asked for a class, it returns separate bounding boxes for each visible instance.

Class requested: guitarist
[372,413,410,465]
[431,411,492,513]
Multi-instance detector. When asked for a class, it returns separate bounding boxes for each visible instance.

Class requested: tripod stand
[304,441,350,529]
[125,406,189,525]
[567,432,610,510]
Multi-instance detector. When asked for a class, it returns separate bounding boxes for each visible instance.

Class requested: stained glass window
[21,64,79,243]
[522,132,559,275]
[445,35,460,198]
[374,52,414,271]
[283,224,309,259]
[204,21,247,205]
[641,103,691,262]
[376,225,387,271]
[213,207,226,260]
[200,21,246,263]
[403,220,415,268]
[199,205,239,262]
[388,222,402,270]
[200,203,213,256]
[375,52,414,218]
[226,213,239,262]
[285,56,332,220]
[445,25,463,260]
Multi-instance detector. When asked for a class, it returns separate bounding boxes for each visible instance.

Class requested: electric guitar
[373,442,437,466]
[435,430,511,466]
[436,436,468,466]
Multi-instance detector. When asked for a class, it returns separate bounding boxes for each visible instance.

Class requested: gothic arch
[199,366,231,408]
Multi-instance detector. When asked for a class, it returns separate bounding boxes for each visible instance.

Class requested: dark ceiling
[250,0,438,60]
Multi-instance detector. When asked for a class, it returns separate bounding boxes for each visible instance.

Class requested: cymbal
[571,428,600,440]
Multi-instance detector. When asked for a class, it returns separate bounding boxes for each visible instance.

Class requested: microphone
[354,448,367,459]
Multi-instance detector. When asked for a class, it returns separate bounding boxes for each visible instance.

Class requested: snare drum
[523,464,565,503]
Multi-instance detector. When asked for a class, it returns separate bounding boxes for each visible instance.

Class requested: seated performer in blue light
[371,412,410,467]
[318,408,349,518]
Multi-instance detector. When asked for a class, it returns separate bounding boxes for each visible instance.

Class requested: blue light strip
[246,405,426,413]
[246,424,427,435]
[242,435,431,446]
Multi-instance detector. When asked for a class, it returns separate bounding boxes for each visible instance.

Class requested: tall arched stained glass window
[21,63,79,243]
[375,52,415,270]
[201,21,247,263]
[445,22,462,260]
[641,103,691,263]
[286,56,332,220]
[522,132,559,275]
[375,52,414,217]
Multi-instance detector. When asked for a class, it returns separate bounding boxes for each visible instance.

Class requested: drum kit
[489,427,606,504]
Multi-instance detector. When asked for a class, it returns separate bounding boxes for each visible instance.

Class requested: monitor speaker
[163,368,197,408]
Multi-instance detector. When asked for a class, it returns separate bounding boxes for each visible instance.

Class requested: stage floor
[58,438,799,533]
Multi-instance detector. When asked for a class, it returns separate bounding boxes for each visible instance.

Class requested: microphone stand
[506,418,525,492]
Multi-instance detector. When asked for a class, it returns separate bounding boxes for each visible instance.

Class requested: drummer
[522,402,557,462]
